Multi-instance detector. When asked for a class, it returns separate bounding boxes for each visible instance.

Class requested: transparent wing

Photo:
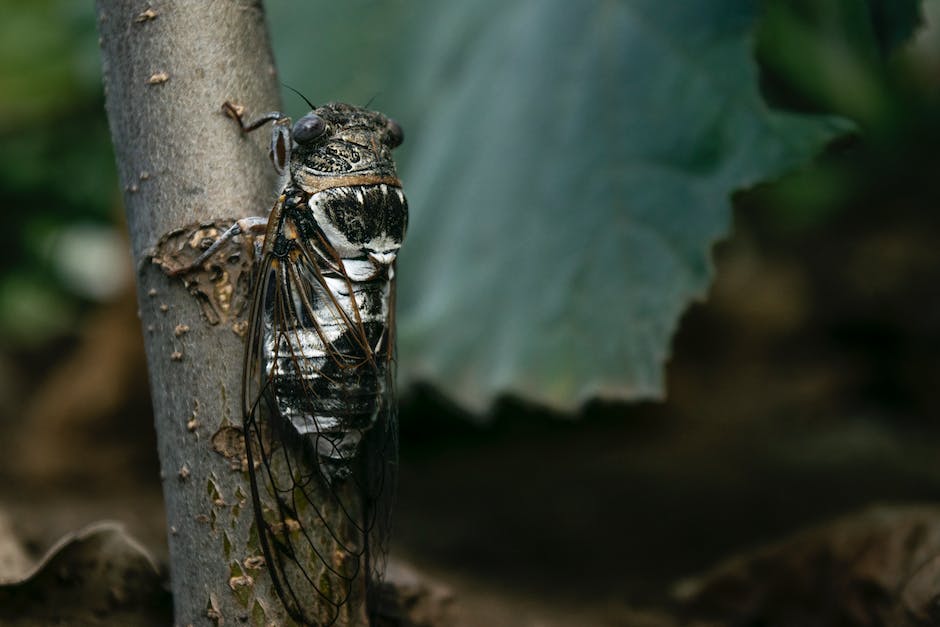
[242,211,397,626]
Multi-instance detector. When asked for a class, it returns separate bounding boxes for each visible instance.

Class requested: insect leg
[222,101,293,176]
[222,101,287,133]
[165,216,268,277]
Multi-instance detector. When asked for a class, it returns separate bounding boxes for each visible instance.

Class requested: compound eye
[292,113,326,144]
[385,118,404,148]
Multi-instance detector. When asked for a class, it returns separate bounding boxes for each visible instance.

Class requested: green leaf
[268,1,847,412]
[394,0,846,411]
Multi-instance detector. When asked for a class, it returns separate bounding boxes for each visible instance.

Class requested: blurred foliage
[0,0,936,410]
[0,0,101,126]
[757,0,922,126]
[756,0,938,231]
[0,0,117,345]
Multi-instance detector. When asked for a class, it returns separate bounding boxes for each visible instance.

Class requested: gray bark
[96,1,287,624]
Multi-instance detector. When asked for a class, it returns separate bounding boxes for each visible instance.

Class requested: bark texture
[96,1,287,624]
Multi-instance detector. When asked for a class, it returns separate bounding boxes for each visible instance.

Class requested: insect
[211,98,407,625]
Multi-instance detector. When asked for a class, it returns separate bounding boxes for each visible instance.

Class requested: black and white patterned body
[238,102,406,626]
[265,182,405,468]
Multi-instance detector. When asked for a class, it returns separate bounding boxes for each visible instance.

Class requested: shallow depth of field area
[1,1,940,625]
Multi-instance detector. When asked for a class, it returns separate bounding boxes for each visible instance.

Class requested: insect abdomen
[266,270,392,463]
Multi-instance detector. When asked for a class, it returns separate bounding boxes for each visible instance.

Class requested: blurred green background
[2,1,940,624]
[1,0,938,409]
[0,0,937,411]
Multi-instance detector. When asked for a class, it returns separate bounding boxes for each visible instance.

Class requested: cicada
[219,99,407,625]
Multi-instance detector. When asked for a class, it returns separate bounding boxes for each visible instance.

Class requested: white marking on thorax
[308,191,402,262]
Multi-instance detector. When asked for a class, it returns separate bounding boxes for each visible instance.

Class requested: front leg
[222,101,292,175]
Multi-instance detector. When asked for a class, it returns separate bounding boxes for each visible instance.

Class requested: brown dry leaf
[675,505,940,627]
[0,512,31,584]
[377,560,455,626]
[0,520,170,626]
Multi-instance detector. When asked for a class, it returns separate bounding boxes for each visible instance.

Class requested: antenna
[282,83,316,110]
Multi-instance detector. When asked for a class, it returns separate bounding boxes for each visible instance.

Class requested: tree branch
[96,1,285,624]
